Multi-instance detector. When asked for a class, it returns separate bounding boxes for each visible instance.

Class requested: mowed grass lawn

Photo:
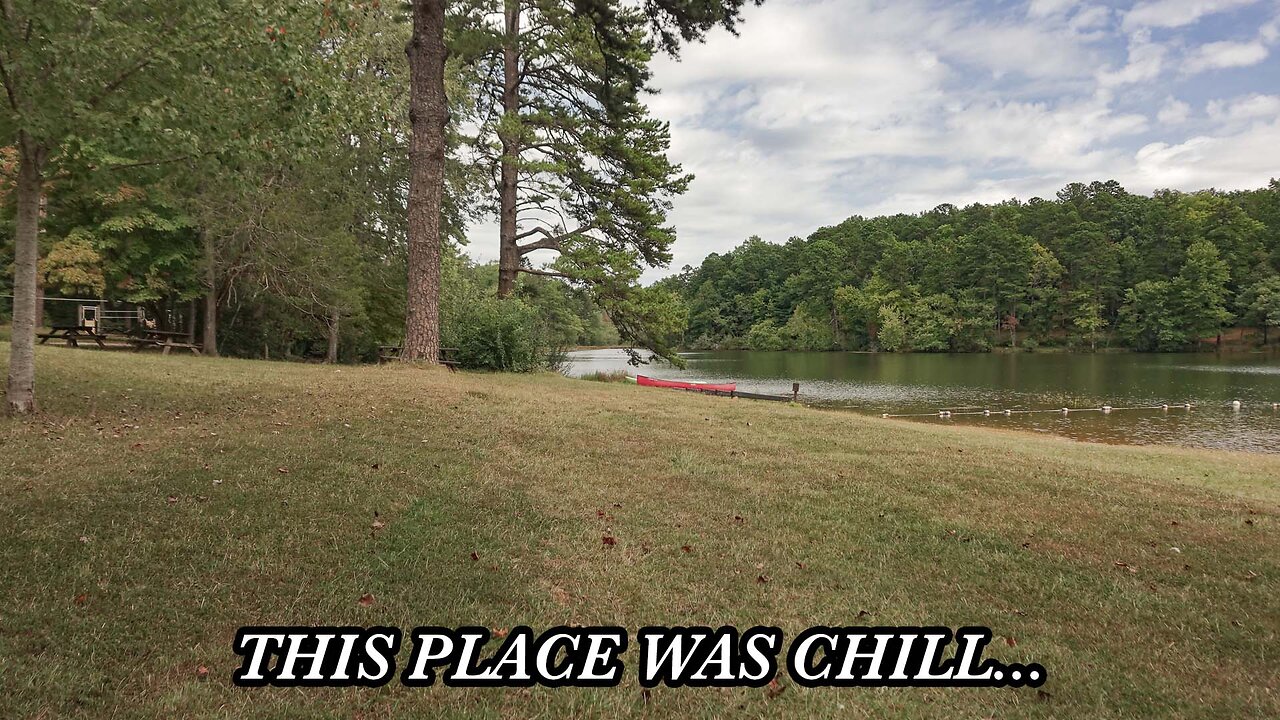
[1,343,1277,719]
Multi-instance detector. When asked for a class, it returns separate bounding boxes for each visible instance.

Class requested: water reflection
[565,349,1280,454]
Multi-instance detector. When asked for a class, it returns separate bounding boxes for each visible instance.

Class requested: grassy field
[1,343,1277,718]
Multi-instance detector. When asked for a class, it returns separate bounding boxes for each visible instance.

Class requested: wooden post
[792,382,800,403]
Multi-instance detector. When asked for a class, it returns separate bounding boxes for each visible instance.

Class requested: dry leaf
[602,535,617,547]
[681,545,692,553]
[765,678,786,699]
[492,627,509,639]
[277,467,290,474]
[166,495,179,504]
[196,665,210,679]
[357,593,375,607]
[470,551,480,561]
[755,574,770,584]
[73,593,88,606]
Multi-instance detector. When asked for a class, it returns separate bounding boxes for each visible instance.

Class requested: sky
[466,0,1280,281]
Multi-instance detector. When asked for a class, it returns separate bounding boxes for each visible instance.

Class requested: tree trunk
[34,278,44,330]
[6,138,44,415]
[327,308,339,364]
[201,229,220,357]
[186,299,196,343]
[496,0,522,299]
[402,0,448,363]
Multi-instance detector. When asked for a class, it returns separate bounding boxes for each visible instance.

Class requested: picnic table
[38,324,109,349]
[378,345,460,370]
[127,328,202,356]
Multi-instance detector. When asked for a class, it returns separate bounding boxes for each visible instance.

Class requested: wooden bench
[378,345,460,371]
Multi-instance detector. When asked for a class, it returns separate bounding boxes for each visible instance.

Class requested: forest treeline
[2,0,753,404]
[657,180,1280,353]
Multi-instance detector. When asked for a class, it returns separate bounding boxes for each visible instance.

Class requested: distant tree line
[657,180,1280,353]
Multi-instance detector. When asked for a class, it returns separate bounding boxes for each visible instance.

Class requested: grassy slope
[1,344,1276,719]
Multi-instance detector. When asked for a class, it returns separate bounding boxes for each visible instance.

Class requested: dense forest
[1,0,733,388]
[658,180,1280,353]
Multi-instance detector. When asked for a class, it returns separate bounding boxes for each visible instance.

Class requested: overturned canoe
[636,375,737,393]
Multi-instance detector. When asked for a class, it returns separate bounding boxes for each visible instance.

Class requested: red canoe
[636,375,737,393]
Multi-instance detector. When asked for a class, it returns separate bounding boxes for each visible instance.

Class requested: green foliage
[1175,239,1234,342]
[877,305,907,352]
[38,232,105,296]
[671,180,1280,353]
[745,319,785,351]
[1242,275,1280,341]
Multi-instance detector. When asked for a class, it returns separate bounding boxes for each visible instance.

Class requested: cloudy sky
[467,0,1280,281]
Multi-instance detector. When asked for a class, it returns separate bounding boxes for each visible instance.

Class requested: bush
[1021,337,1039,352]
[876,305,907,352]
[443,295,550,372]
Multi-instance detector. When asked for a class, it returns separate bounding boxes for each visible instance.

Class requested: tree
[1175,239,1233,346]
[404,0,451,362]
[1241,275,1280,344]
[1119,280,1182,351]
[877,305,907,352]
[1,1,320,412]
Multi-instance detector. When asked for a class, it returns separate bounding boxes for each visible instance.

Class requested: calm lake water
[564,349,1280,454]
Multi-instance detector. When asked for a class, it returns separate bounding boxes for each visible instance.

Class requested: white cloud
[1183,40,1270,72]
[1157,97,1192,124]
[1122,0,1262,31]
[1206,93,1280,121]
[1027,0,1078,17]
[1132,118,1280,189]
[1097,31,1166,87]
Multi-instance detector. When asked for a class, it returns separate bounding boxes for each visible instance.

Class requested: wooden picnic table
[127,328,202,356]
[38,324,109,349]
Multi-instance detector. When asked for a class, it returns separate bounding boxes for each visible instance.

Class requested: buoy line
[873,402,1270,419]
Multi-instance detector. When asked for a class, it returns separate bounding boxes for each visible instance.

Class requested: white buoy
[1232,400,1242,411]
[1162,404,1169,411]
[1184,403,1192,410]
[882,413,889,418]
[983,410,991,416]
[1272,403,1279,410]
[1061,408,1070,415]
[1003,409,1012,416]
[1102,405,1112,414]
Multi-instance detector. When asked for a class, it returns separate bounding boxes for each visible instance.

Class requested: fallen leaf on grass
[73,593,88,606]
[681,545,692,553]
[78,536,90,544]
[166,495,178,504]
[492,628,509,639]
[277,467,290,474]
[357,593,375,608]
[765,678,786,698]
[196,665,210,679]
[602,535,617,547]
[1037,690,1052,702]
[755,574,770,584]
[469,551,480,561]
[1005,636,1017,647]
[795,561,807,570]
[371,519,386,531]
[1114,561,1137,573]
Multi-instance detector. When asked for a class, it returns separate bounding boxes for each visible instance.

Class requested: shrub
[444,295,550,372]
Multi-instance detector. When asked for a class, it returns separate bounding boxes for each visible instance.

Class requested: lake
[564,349,1280,454]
